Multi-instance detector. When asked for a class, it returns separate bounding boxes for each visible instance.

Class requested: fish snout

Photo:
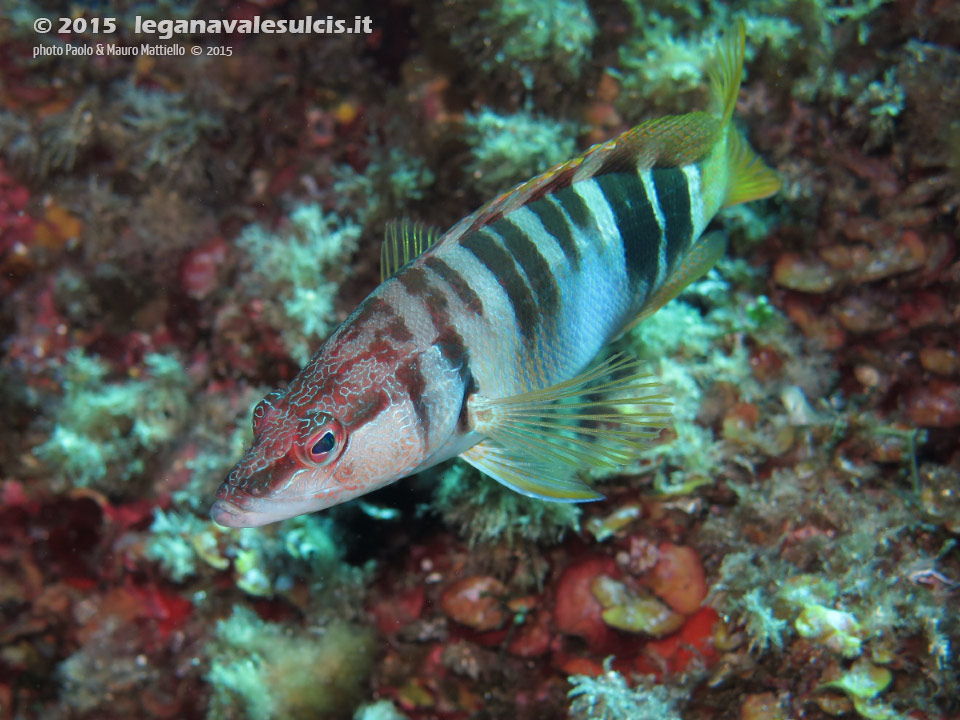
[210,498,242,527]
[210,482,256,527]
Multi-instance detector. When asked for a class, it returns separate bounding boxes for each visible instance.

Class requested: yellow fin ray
[462,355,671,501]
[380,219,443,282]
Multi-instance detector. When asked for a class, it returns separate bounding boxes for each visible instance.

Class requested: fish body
[212,22,780,528]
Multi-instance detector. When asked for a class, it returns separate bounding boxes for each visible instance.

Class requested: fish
[211,21,780,528]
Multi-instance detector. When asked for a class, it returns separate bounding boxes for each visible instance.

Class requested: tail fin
[708,20,746,127]
[708,20,782,207]
[723,130,782,207]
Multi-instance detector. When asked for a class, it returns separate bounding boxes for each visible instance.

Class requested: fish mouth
[210,496,308,528]
[211,483,280,528]
[210,498,257,528]
[210,481,325,528]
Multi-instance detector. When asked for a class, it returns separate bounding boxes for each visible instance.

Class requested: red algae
[638,606,720,676]
[903,380,960,427]
[179,236,229,300]
[506,608,553,658]
[648,543,707,615]
[371,585,425,636]
[440,576,509,632]
[554,556,619,651]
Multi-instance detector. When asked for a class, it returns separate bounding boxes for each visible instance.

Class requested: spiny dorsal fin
[380,219,442,282]
[461,354,672,501]
[598,113,722,170]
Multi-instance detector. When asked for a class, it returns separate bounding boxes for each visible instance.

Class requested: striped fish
[211,22,780,528]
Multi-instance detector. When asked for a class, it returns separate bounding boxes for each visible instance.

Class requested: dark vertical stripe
[349,389,391,427]
[356,294,414,345]
[595,149,636,177]
[460,232,539,344]
[435,328,470,387]
[553,185,593,233]
[384,316,413,343]
[423,256,485,316]
[651,168,693,274]
[527,197,581,270]
[395,356,428,435]
[339,296,395,346]
[457,375,477,434]
[396,266,435,309]
[593,173,661,290]
[396,265,471,386]
[394,267,439,435]
[491,218,560,323]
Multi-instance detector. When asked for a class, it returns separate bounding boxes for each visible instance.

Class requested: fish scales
[212,21,781,527]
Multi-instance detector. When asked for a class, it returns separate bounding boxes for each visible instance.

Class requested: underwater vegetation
[0,0,958,719]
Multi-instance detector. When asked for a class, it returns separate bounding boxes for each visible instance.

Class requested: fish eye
[298,415,344,468]
[311,432,335,457]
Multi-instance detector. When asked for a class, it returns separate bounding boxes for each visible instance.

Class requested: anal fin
[461,441,603,502]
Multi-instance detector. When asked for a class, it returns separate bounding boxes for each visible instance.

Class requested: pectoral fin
[460,354,671,502]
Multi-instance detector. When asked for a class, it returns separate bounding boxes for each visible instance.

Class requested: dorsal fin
[443,20,749,245]
[380,219,442,281]
[445,114,721,244]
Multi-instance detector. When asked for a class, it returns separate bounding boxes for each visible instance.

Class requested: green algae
[207,606,376,720]
[32,349,190,490]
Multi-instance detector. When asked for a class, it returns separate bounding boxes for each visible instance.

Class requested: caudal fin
[723,129,782,207]
[708,20,781,207]
[709,20,746,127]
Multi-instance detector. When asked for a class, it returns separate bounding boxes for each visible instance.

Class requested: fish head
[211,354,430,528]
